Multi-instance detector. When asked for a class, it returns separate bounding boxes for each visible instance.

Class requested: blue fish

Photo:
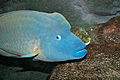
[0,10,87,62]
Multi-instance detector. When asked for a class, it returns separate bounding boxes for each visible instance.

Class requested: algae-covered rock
[71,27,91,45]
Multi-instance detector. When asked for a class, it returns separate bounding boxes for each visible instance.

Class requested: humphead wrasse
[0,10,87,62]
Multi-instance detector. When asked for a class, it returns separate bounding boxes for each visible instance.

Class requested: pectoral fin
[21,48,41,58]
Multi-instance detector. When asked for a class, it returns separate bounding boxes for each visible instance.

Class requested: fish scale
[0,12,40,57]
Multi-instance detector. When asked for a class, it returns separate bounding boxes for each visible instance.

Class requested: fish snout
[68,33,87,58]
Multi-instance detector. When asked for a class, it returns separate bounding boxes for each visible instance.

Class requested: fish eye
[56,35,61,40]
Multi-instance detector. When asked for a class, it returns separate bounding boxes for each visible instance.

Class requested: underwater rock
[87,16,120,44]
[73,0,120,25]
[48,17,120,80]
[103,17,120,43]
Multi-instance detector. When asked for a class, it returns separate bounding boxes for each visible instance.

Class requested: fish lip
[72,48,87,57]
[76,49,86,54]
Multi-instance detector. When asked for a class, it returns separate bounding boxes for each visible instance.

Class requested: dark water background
[0,54,58,80]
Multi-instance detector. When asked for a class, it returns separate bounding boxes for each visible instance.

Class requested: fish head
[34,12,87,62]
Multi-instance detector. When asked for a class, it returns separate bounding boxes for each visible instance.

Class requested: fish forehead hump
[27,11,72,35]
[49,12,71,29]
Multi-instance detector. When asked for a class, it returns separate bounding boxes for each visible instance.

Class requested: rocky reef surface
[49,17,120,80]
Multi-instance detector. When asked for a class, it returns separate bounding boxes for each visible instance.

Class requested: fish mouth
[72,48,87,58]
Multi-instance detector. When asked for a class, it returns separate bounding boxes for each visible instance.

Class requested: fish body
[0,10,87,62]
